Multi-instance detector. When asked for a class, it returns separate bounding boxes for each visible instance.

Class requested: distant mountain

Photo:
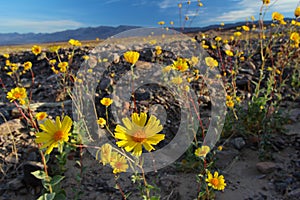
[0,25,141,46]
[0,20,280,46]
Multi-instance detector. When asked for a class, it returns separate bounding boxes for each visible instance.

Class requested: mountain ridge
[0,20,276,46]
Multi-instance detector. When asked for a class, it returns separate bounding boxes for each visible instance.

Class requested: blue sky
[0,0,299,33]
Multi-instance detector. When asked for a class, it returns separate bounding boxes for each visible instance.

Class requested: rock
[284,122,300,136]
[0,119,24,135]
[111,53,120,64]
[287,108,300,122]
[256,162,277,174]
[287,188,300,198]
[115,44,126,50]
[135,60,152,69]
[215,148,240,169]
[231,137,246,150]
[99,77,113,90]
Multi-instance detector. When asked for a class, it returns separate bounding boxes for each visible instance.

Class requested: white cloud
[103,0,121,4]
[212,0,299,23]
[186,10,200,17]
[0,19,83,33]
[158,0,174,9]
[158,0,201,9]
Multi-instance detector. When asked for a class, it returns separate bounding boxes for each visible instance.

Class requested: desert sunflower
[206,171,227,191]
[114,112,164,157]
[35,116,73,154]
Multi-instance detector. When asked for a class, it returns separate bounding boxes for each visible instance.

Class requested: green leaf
[50,175,64,186]
[53,192,66,200]
[31,170,47,180]
[37,193,56,200]
[150,196,160,200]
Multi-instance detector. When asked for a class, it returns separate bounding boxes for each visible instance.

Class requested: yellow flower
[195,145,210,157]
[171,76,183,85]
[35,116,73,154]
[58,62,68,73]
[100,143,112,165]
[82,55,89,60]
[110,152,128,174]
[226,95,232,101]
[220,22,225,26]
[291,20,296,25]
[35,112,48,121]
[69,39,82,46]
[198,2,203,6]
[262,0,270,5]
[205,57,218,69]
[172,57,189,72]
[236,97,241,103]
[7,87,27,104]
[272,12,284,21]
[155,46,162,55]
[158,21,165,25]
[170,21,174,25]
[290,32,300,43]
[23,61,32,71]
[32,45,42,55]
[114,112,164,157]
[49,45,60,53]
[51,66,59,74]
[100,97,113,107]
[251,16,255,21]
[202,44,209,49]
[234,31,242,37]
[226,100,234,108]
[217,146,223,151]
[124,51,140,65]
[279,20,286,25]
[225,50,234,57]
[3,53,9,59]
[242,25,250,31]
[215,36,222,42]
[49,59,57,65]
[215,74,222,79]
[206,171,227,191]
[295,6,300,18]
[189,56,199,67]
[97,117,107,127]
[178,3,182,8]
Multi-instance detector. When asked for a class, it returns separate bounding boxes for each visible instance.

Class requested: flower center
[177,65,182,70]
[14,93,22,99]
[54,130,64,141]
[132,130,146,143]
[115,161,122,169]
[211,178,219,186]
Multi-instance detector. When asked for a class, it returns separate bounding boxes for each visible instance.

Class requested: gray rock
[287,188,300,198]
[231,137,246,150]
[111,53,120,64]
[256,162,277,174]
